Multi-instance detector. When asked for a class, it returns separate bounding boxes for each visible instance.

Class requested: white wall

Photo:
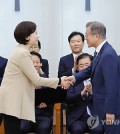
[42,0,63,77]
[0,0,43,57]
[0,0,120,77]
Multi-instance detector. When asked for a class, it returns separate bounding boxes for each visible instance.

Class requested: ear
[25,36,30,41]
[96,33,100,39]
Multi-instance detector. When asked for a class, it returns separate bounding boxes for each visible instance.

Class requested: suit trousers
[4,115,21,134]
[21,116,52,134]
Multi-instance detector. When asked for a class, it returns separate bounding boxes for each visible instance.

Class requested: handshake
[59,76,76,90]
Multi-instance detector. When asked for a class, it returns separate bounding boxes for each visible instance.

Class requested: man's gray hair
[86,21,106,39]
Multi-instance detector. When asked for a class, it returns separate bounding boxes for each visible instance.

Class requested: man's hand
[60,76,71,89]
[65,75,76,85]
[106,113,115,125]
[81,83,92,96]
[81,87,88,96]
[86,83,92,95]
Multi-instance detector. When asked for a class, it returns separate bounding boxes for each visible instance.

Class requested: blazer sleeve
[17,51,59,89]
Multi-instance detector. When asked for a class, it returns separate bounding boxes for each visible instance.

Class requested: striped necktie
[93,51,97,58]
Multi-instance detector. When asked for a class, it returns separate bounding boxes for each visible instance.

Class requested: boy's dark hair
[68,31,85,43]
[76,53,93,65]
[30,51,42,63]
[14,21,36,45]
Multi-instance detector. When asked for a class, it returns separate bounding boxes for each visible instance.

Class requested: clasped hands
[60,75,76,90]
[81,82,92,96]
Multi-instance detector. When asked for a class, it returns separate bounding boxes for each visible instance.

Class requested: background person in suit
[0,56,8,125]
[0,56,7,85]
[0,21,70,134]
[30,40,49,77]
[58,31,85,77]
[67,21,120,134]
[66,53,93,134]
[58,31,85,116]
[21,51,53,134]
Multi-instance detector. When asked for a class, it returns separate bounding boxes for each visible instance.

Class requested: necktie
[93,51,97,58]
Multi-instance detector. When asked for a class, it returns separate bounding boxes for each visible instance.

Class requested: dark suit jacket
[0,56,8,85]
[0,56,7,124]
[42,59,49,77]
[35,74,54,118]
[66,82,93,128]
[74,42,120,119]
[35,73,67,105]
[35,86,67,105]
[58,53,74,77]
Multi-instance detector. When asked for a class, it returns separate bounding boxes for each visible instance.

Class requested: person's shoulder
[16,45,30,54]
[0,56,8,61]
[0,56,8,65]
[10,45,31,60]
[42,58,48,62]
[60,53,73,60]
[105,41,115,51]
[105,43,118,56]
[42,58,48,65]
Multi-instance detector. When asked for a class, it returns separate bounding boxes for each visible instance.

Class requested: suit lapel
[91,54,101,75]
[91,42,108,75]
[68,53,74,68]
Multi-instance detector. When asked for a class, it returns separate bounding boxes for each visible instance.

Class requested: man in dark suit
[0,56,7,85]
[67,21,120,134]
[58,31,85,77]
[67,53,93,134]
[30,40,49,77]
[58,31,85,130]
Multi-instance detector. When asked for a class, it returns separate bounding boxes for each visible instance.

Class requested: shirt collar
[96,40,106,54]
[73,52,82,61]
